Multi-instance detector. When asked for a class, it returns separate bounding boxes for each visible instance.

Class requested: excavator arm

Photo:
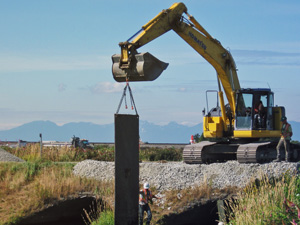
[112,3,240,114]
[112,2,241,127]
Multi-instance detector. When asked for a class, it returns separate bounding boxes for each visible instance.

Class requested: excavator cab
[235,89,273,130]
[203,88,283,140]
[234,88,284,139]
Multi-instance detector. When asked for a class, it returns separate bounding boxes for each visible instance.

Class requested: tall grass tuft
[225,173,300,225]
[93,210,114,225]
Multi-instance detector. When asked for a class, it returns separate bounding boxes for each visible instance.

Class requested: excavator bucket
[112,52,169,82]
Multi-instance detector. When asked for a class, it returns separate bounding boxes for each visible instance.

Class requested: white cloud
[89,82,125,94]
[232,49,300,67]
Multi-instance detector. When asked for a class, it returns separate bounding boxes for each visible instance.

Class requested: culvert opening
[16,196,98,225]
[158,200,222,225]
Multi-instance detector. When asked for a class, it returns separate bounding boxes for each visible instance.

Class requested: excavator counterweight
[112,52,168,82]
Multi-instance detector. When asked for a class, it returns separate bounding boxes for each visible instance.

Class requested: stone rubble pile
[0,148,25,162]
[73,160,300,191]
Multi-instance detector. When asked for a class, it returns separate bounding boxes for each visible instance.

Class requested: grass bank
[1,145,182,225]
[0,161,114,225]
[2,145,300,224]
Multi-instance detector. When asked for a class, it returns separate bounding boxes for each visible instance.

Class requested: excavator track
[183,141,238,164]
[237,142,273,163]
[183,141,300,164]
[183,141,215,164]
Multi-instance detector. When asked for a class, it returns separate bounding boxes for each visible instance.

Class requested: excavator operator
[254,100,265,128]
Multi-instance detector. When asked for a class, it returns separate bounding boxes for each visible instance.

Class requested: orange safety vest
[139,189,153,204]
[281,123,292,140]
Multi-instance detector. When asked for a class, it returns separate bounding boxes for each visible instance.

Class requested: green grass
[90,210,114,225]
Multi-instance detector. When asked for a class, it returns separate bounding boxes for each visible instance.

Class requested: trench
[158,200,222,225]
[16,197,224,225]
[16,196,98,225]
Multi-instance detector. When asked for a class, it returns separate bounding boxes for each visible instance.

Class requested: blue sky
[0,0,299,130]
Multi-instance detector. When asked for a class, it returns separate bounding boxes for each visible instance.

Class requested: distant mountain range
[0,120,201,143]
[0,120,299,143]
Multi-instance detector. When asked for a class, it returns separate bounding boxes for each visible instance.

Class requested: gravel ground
[2,146,297,191]
[0,148,24,162]
[73,160,300,191]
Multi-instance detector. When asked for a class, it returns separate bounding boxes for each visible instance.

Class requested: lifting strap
[116,80,138,115]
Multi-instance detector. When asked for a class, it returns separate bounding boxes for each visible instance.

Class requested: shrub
[139,147,182,161]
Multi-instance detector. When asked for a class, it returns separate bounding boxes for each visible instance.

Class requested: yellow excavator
[112,2,299,163]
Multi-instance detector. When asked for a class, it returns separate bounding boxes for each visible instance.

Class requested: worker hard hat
[281,116,287,121]
[144,182,150,189]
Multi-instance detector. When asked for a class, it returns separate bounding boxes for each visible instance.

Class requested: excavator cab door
[235,91,253,130]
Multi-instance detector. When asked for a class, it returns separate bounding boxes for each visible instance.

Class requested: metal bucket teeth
[112,52,168,82]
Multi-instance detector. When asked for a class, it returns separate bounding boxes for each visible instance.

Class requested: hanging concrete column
[114,114,139,225]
